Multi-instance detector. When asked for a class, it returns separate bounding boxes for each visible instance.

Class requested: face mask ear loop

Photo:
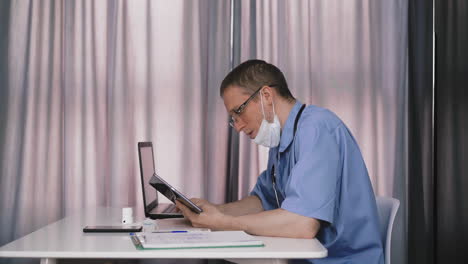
[271,95,276,117]
[259,89,266,118]
[271,95,280,130]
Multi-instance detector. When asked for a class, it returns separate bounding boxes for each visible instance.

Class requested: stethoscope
[271,104,306,208]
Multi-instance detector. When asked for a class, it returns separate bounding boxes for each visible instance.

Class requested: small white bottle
[122,207,133,225]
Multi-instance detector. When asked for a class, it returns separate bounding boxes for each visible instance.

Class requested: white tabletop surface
[0,207,327,259]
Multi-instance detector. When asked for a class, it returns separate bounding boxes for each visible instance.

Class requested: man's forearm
[217,195,264,216]
[229,208,320,239]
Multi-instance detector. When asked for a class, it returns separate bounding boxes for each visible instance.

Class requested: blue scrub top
[251,101,384,264]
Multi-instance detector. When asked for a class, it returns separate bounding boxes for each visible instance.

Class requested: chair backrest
[375,196,400,264]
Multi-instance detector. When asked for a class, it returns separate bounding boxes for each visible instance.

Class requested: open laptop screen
[138,142,158,212]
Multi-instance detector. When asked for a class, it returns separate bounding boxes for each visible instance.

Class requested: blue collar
[279,101,304,152]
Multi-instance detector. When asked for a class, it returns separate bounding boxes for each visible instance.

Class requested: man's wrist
[216,204,226,214]
[227,215,247,232]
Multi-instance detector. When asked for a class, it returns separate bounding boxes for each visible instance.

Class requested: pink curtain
[0,0,231,246]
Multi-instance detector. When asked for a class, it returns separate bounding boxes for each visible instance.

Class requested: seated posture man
[176,60,384,264]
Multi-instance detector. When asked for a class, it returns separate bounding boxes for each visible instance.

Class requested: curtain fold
[224,0,241,203]
[0,0,231,248]
[408,0,434,263]
[0,0,11,212]
[434,0,468,262]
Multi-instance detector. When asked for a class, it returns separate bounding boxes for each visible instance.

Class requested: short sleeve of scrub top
[250,166,279,211]
[280,122,341,225]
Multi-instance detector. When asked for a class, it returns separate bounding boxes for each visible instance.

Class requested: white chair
[375,196,400,264]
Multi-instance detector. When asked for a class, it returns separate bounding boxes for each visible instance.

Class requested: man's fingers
[175,200,196,219]
[190,198,204,206]
[175,200,187,212]
[175,201,188,217]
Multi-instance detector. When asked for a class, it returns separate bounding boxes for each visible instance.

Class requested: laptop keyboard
[162,204,178,213]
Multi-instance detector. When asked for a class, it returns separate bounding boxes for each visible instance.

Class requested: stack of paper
[131,231,264,250]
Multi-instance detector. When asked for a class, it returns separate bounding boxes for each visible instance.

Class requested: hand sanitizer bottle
[142,218,156,233]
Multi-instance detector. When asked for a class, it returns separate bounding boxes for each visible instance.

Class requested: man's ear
[261,86,274,105]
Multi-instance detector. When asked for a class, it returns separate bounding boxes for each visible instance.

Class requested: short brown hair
[219,60,295,100]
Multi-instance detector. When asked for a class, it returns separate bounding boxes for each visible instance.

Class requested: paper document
[155,218,210,233]
[131,231,264,249]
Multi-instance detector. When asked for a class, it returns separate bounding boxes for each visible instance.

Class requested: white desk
[0,207,327,264]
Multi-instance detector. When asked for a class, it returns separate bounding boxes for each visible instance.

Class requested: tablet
[149,173,203,214]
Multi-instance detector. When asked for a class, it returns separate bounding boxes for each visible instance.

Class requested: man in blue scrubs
[176,60,384,264]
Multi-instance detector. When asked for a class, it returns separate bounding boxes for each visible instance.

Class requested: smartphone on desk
[83,225,142,233]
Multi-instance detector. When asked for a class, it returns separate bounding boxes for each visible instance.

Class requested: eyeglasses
[229,84,277,128]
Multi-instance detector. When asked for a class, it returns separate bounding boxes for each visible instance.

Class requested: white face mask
[254,91,281,148]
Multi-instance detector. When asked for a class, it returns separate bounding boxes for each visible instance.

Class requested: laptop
[138,142,183,219]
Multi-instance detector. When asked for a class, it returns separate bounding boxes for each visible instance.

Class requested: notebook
[131,231,264,250]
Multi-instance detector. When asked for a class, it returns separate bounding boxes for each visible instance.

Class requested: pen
[152,230,188,233]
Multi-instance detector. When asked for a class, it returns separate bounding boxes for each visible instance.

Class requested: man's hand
[175,198,239,231]
[176,197,320,239]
